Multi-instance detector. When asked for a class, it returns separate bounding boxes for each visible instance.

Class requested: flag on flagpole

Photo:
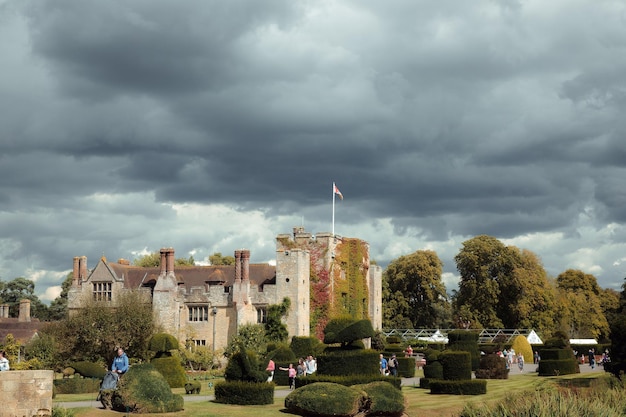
[333,183,343,200]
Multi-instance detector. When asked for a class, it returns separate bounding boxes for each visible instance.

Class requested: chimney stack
[19,299,31,322]
[160,248,167,275]
[79,256,88,282]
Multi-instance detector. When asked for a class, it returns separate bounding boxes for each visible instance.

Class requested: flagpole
[332,182,335,236]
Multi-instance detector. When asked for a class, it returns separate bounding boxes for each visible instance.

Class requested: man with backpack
[388,354,398,377]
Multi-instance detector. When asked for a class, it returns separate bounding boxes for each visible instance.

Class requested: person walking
[379,353,388,375]
[266,358,276,382]
[388,354,398,377]
[279,364,297,390]
[517,353,524,372]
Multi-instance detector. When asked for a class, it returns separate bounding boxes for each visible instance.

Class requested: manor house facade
[67,228,382,351]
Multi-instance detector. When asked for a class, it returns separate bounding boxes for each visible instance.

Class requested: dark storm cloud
[2,0,626,299]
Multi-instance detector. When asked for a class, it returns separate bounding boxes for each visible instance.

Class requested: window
[93,282,112,301]
[188,305,209,322]
[193,340,206,347]
[257,306,267,324]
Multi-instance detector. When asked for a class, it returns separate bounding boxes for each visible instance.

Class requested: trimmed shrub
[353,381,405,416]
[290,336,325,360]
[151,356,187,388]
[184,381,201,394]
[540,348,575,360]
[111,363,183,413]
[538,359,580,376]
[53,378,101,394]
[296,374,402,390]
[284,382,366,417]
[448,330,480,371]
[224,349,266,383]
[429,379,487,395]
[267,344,296,362]
[323,317,356,344]
[511,335,534,364]
[386,336,401,345]
[440,351,472,380]
[397,356,415,377]
[336,319,375,344]
[148,333,179,353]
[70,361,107,379]
[214,381,274,405]
[317,349,379,376]
[475,354,509,379]
[423,361,443,380]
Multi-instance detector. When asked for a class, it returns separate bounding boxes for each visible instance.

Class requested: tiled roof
[105,263,277,289]
[0,318,47,344]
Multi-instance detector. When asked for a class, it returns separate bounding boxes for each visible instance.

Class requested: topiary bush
[148,333,180,353]
[290,336,325,360]
[316,349,379,376]
[429,379,487,395]
[69,361,107,379]
[214,381,274,405]
[475,354,509,379]
[284,382,366,417]
[111,363,183,413]
[511,335,534,364]
[440,351,472,381]
[151,356,187,388]
[353,381,405,417]
[448,330,480,371]
[296,374,401,390]
[224,349,266,383]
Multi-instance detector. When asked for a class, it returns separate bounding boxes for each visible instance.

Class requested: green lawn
[54,370,608,417]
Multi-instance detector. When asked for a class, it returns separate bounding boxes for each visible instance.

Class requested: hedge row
[296,374,401,390]
[214,381,274,405]
[537,359,580,376]
[429,379,487,395]
[53,378,101,394]
[317,349,379,376]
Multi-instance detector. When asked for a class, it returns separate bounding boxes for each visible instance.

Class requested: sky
[1,0,626,304]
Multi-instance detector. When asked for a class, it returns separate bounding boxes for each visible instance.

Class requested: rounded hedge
[353,381,405,416]
[70,361,107,379]
[148,332,179,354]
[284,382,365,417]
[111,363,183,413]
[151,356,187,388]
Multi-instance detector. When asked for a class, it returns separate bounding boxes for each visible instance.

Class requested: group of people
[379,353,399,376]
[266,355,317,390]
[496,348,525,371]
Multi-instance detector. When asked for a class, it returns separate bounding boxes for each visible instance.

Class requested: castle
[67,227,382,350]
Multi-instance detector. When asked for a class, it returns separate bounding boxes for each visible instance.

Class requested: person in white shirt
[305,355,317,375]
[0,350,9,371]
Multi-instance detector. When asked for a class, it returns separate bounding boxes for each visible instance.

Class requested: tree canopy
[133,252,195,267]
[208,252,235,266]
[383,250,450,328]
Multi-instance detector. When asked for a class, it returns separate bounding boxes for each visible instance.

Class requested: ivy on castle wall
[332,238,370,321]
[309,243,331,339]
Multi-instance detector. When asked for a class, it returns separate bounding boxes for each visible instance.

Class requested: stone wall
[0,370,54,417]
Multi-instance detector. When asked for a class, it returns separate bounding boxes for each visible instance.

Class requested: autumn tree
[208,252,235,266]
[383,250,450,329]
[453,235,558,332]
[556,269,609,340]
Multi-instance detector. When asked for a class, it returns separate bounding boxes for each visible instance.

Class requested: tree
[208,252,235,266]
[383,250,450,328]
[133,252,195,267]
[48,273,73,320]
[265,298,291,343]
[556,269,609,340]
[453,235,510,328]
[498,248,557,334]
[0,277,49,320]
[41,290,156,365]
[223,324,266,358]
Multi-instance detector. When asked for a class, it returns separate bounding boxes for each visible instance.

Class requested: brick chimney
[19,299,31,322]
[241,249,250,282]
[72,257,80,286]
[166,248,175,274]
[79,256,87,282]
[234,250,242,283]
[160,248,167,275]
